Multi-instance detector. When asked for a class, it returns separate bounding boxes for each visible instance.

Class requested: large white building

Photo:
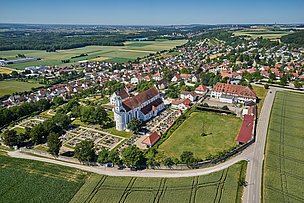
[113,87,165,131]
[210,83,257,103]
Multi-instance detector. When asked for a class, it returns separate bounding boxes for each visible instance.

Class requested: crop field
[263,91,304,203]
[0,153,88,203]
[0,67,13,74]
[71,161,247,203]
[0,40,187,70]
[233,28,290,39]
[158,111,242,160]
[0,80,43,96]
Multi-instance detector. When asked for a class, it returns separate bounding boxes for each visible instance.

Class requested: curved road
[7,87,286,202]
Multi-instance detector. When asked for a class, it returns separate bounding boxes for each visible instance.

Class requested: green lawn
[263,91,304,203]
[158,111,242,160]
[0,153,89,203]
[0,80,43,96]
[252,85,268,114]
[71,161,247,203]
[0,40,187,70]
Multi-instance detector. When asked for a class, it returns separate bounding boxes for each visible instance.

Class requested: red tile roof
[122,87,159,111]
[116,88,130,100]
[140,98,163,115]
[237,115,254,143]
[212,83,256,99]
[142,131,160,146]
[195,84,207,92]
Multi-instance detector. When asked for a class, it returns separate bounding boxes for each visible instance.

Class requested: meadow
[0,80,43,96]
[158,111,242,160]
[0,152,88,203]
[252,85,268,114]
[263,91,304,203]
[0,39,187,70]
[70,161,247,203]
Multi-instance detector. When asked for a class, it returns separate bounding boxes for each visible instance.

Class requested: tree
[47,132,62,157]
[31,123,48,144]
[97,148,109,164]
[52,96,64,106]
[80,106,109,126]
[108,150,121,165]
[53,113,71,129]
[180,151,198,167]
[74,139,96,163]
[127,119,143,133]
[122,145,145,168]
[264,84,269,89]
[293,80,303,89]
[222,105,229,111]
[163,157,174,167]
[3,129,18,147]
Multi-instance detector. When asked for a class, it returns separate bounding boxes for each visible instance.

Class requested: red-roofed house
[236,115,255,144]
[195,85,208,95]
[210,83,256,103]
[142,131,161,148]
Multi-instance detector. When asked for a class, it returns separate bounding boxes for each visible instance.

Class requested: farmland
[158,111,242,160]
[0,80,43,96]
[0,152,88,203]
[71,161,247,203]
[263,91,304,203]
[0,39,187,70]
[233,28,290,40]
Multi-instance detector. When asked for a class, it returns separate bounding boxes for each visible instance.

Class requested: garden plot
[61,126,124,151]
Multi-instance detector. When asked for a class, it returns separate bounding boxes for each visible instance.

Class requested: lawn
[252,85,268,114]
[158,111,242,160]
[0,80,43,96]
[263,91,304,203]
[71,161,247,203]
[0,153,89,203]
[0,40,187,70]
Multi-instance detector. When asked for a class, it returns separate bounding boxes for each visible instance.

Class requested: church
[113,86,165,131]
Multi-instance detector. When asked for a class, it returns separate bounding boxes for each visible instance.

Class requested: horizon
[1,0,304,25]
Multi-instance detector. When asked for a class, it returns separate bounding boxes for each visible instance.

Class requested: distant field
[0,153,88,203]
[71,161,247,203]
[0,40,187,70]
[0,80,43,96]
[263,91,304,203]
[233,29,290,39]
[158,111,242,160]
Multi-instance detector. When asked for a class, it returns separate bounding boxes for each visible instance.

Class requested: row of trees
[0,99,51,128]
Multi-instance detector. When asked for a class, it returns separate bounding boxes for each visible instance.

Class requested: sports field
[0,80,43,96]
[71,161,247,203]
[0,152,88,203]
[263,91,304,203]
[0,40,187,70]
[158,111,242,160]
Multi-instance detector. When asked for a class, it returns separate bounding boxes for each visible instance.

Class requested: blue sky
[1,0,303,25]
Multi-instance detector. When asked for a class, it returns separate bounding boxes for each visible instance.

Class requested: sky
[1,0,304,25]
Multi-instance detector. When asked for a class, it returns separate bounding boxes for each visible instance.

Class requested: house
[157,78,168,90]
[110,88,130,105]
[113,87,165,131]
[210,83,256,103]
[171,75,181,82]
[195,85,208,95]
[171,98,192,110]
[142,131,161,148]
[236,115,255,144]
[152,72,162,81]
[180,91,198,102]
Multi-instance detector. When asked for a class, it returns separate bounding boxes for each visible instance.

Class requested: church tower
[113,96,126,131]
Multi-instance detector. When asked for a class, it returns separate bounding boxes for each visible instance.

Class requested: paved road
[243,88,276,203]
[8,147,252,177]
